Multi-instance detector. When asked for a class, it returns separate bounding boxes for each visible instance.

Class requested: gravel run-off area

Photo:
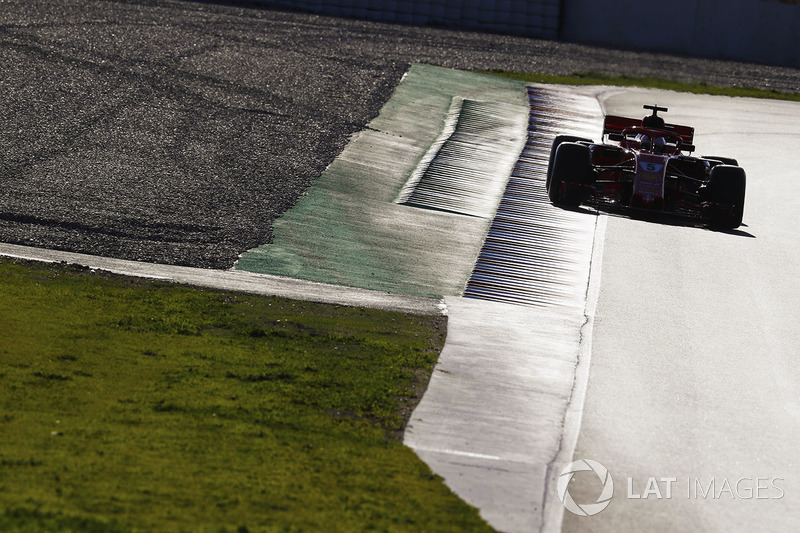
[2,0,799,269]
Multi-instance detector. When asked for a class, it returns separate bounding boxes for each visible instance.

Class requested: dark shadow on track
[550,203,756,238]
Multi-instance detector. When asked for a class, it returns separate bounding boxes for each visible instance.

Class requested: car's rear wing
[603,115,696,152]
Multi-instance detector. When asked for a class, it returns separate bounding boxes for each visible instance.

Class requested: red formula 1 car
[546,105,746,229]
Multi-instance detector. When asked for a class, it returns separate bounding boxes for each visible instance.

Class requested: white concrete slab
[405,284,601,532]
[403,84,607,533]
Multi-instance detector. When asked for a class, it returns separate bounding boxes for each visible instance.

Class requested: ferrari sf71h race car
[546,105,746,229]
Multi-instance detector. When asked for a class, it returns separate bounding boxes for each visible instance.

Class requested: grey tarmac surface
[3,0,800,269]
[562,92,800,532]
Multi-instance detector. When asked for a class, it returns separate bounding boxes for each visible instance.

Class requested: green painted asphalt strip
[235,64,529,298]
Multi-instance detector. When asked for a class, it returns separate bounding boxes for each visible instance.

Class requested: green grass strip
[0,258,492,532]
[478,69,800,102]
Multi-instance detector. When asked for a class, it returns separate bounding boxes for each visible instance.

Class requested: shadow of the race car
[551,202,757,239]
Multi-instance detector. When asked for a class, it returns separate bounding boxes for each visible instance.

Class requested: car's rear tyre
[704,164,746,229]
[547,135,592,193]
[548,142,594,207]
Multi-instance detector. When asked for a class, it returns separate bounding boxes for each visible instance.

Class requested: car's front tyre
[703,164,746,229]
[546,135,593,194]
[548,142,594,207]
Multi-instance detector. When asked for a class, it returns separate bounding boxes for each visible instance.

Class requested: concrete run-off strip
[0,243,444,316]
[405,84,605,533]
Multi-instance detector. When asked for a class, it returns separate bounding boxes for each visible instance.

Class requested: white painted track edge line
[540,212,608,533]
[412,447,504,461]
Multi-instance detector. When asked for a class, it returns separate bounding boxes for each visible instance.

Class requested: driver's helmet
[636,133,651,150]
[643,114,665,129]
[653,136,667,153]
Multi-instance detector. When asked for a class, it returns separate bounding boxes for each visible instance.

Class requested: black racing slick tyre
[548,142,594,207]
[546,135,592,194]
[704,164,746,229]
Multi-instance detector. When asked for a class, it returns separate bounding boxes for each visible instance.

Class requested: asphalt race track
[3,0,800,269]
[561,91,800,532]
